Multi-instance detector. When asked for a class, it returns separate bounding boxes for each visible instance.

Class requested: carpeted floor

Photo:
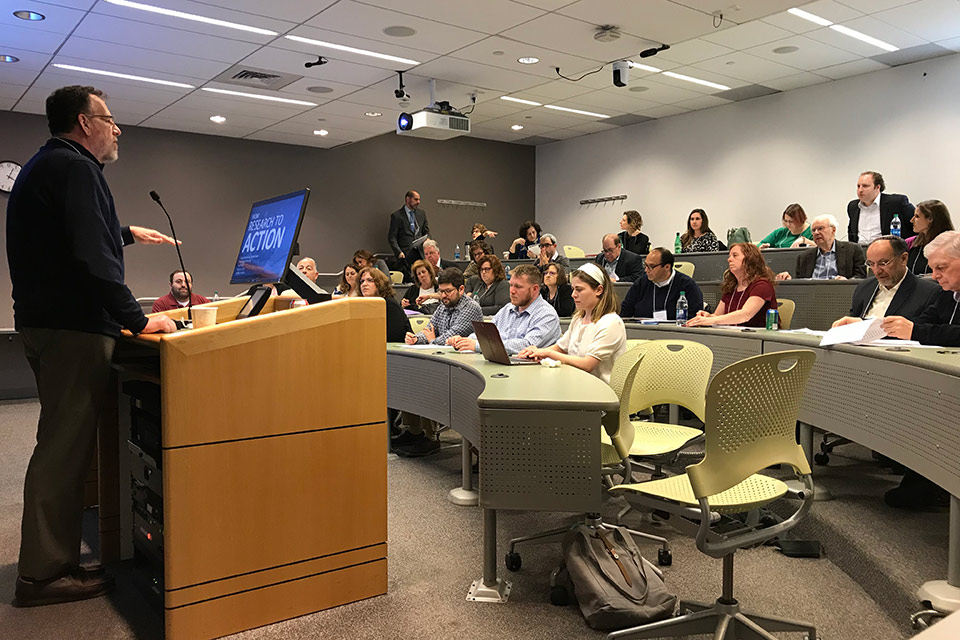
[0,398,943,639]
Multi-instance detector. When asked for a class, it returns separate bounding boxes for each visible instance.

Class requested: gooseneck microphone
[149,190,193,322]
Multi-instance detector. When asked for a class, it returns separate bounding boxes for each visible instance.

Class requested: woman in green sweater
[758,203,815,249]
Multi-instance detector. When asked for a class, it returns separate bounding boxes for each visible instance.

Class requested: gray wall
[0,111,534,327]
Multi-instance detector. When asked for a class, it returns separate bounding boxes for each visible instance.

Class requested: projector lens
[398,112,412,131]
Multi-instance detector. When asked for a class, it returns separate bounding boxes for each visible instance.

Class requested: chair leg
[739,609,817,638]
[732,613,780,640]
[713,613,733,640]
[600,523,669,551]
[507,526,572,553]
[616,503,632,525]
[605,608,719,639]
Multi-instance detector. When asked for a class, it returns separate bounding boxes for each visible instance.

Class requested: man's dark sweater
[7,138,147,336]
[620,271,704,320]
[911,288,960,346]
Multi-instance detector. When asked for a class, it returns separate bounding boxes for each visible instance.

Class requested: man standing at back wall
[847,170,914,245]
[388,190,430,276]
[6,85,177,607]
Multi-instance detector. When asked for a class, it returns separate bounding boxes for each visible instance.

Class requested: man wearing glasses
[621,248,703,320]
[534,233,569,273]
[594,233,644,283]
[832,236,939,327]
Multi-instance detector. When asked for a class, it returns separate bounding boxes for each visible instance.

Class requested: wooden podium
[99,296,388,639]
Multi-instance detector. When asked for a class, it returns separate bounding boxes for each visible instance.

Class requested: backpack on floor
[560,524,679,630]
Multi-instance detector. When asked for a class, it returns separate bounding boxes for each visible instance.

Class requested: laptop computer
[472,321,540,365]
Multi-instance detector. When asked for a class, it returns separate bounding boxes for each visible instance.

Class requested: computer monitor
[229,188,310,285]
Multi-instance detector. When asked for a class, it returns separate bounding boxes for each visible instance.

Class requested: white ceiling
[2,0,959,147]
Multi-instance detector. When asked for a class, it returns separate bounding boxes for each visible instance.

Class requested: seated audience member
[463,239,492,280]
[405,268,482,345]
[402,260,440,313]
[680,208,720,253]
[358,267,411,343]
[535,233,569,272]
[594,233,644,283]
[776,214,866,280]
[469,254,510,315]
[832,236,940,327]
[542,263,575,317]
[353,249,390,276]
[758,203,814,249]
[618,210,650,255]
[450,265,561,354]
[152,270,210,312]
[423,239,455,273]
[467,222,497,253]
[847,170,914,245]
[687,243,778,328]
[333,264,361,298]
[907,199,954,275]
[296,257,320,283]
[509,220,541,259]
[519,263,626,384]
[621,248,703,319]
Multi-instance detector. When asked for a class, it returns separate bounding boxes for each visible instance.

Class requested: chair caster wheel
[814,452,829,466]
[505,552,522,572]
[550,585,569,606]
[658,548,672,566]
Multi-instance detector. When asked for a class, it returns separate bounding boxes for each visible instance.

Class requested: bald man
[296,257,319,283]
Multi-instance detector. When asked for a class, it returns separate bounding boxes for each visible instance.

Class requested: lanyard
[910,249,930,275]
[652,276,674,315]
[951,300,959,325]
[730,287,746,312]
[860,284,881,319]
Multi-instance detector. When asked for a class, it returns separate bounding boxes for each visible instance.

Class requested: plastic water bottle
[676,291,688,326]
[213,290,219,301]
[504,263,511,275]
[454,244,461,260]
[890,214,901,237]
[674,232,682,254]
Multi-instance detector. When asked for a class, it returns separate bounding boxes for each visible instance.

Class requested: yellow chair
[409,315,431,333]
[673,261,695,278]
[389,270,404,284]
[608,350,818,640]
[563,245,586,258]
[777,298,795,330]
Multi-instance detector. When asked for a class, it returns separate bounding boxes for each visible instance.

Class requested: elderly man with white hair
[422,239,455,273]
[776,214,866,280]
[881,229,960,346]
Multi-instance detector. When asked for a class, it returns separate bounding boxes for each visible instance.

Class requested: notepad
[820,318,884,346]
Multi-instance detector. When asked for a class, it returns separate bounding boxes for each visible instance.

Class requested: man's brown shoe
[13,569,115,607]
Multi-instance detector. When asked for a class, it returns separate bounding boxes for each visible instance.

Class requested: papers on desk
[403,344,455,351]
[780,328,827,337]
[855,338,924,347]
[820,318,884,346]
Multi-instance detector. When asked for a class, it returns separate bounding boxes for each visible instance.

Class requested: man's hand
[129,225,179,246]
[404,332,418,345]
[451,337,478,352]
[831,316,862,328]
[881,316,914,340]
[422,324,436,343]
[835,275,847,280]
[776,271,792,281]
[141,315,177,334]
[401,298,410,308]
[484,230,498,238]
[398,251,405,259]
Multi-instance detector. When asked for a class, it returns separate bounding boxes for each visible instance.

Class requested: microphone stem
[152,197,192,322]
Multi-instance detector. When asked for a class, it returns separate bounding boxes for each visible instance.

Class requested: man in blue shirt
[450,265,560,353]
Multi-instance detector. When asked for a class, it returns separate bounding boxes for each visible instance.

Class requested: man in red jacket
[152,270,210,312]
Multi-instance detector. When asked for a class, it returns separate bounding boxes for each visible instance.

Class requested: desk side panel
[386,354,451,425]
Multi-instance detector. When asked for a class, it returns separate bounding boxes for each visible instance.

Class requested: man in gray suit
[387,189,430,275]
[776,215,866,280]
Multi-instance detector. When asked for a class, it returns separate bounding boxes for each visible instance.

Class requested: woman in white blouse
[518,262,627,383]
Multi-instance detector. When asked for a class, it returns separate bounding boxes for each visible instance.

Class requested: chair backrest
[409,315,431,332]
[389,270,404,284]
[673,261,695,278]
[686,350,815,499]
[564,245,586,258]
[606,347,646,458]
[626,340,713,422]
[777,299,795,330]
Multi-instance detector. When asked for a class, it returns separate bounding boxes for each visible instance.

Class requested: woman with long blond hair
[687,243,779,328]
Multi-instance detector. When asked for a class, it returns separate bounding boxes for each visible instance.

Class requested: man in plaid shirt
[405,268,482,345]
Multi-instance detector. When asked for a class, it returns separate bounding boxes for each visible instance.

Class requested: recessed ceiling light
[500,96,542,106]
[492,50,504,56]
[200,87,316,106]
[52,63,195,88]
[628,85,650,93]
[511,124,524,130]
[829,24,898,52]
[543,104,610,119]
[1,55,19,63]
[383,26,416,37]
[13,10,45,21]
[786,7,832,27]
[284,35,419,66]
[364,111,382,117]
[661,71,730,91]
[306,85,334,94]
[517,56,539,65]
[103,0,278,36]
[773,46,799,54]
[627,62,661,73]
[314,129,329,136]
[209,115,226,124]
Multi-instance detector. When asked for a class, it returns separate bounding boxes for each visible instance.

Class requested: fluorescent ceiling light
[544,104,610,118]
[829,25,898,52]
[284,35,419,66]
[52,63,194,88]
[364,111,382,117]
[661,71,730,91]
[627,62,661,73]
[787,7,832,27]
[104,0,277,36]
[314,129,328,136]
[500,96,542,106]
[200,87,316,106]
[511,124,524,130]
[209,115,226,123]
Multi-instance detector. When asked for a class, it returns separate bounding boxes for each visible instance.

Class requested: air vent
[448,116,470,131]
[212,65,301,91]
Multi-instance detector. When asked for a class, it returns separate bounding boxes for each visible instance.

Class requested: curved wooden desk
[386,345,619,602]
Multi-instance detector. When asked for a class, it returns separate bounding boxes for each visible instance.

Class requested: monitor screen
[229,188,310,285]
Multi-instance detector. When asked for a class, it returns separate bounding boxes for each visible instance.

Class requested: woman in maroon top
[687,243,778,328]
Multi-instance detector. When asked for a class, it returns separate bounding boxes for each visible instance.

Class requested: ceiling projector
[396,78,470,140]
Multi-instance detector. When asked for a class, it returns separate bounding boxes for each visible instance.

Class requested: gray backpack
[727,227,752,245]
[559,524,679,630]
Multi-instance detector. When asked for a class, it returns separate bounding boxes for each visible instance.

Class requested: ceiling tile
[262,118,372,139]
[761,71,831,91]
[500,13,659,63]
[511,0,578,11]
[567,121,619,133]
[338,75,486,112]
[33,0,97,8]
[620,78,704,104]
[655,65,750,92]
[744,35,860,70]
[871,43,954,66]
[144,103,281,130]
[412,57,546,93]
[670,1,800,24]
[450,35,601,79]
[571,88,661,112]
[139,117,258,138]
[674,94,734,110]
[0,98,16,111]
[29,67,193,101]
[1,1,86,34]
[874,0,960,42]
[692,51,803,83]
[805,17,927,56]
[265,76,368,103]
[541,98,625,119]
[13,99,46,115]
[246,129,365,148]
[501,107,585,128]
[356,0,546,33]
[522,79,595,100]
[761,11,822,35]
[284,108,395,134]
[0,23,69,54]
[277,24,434,70]
[536,127,583,140]
[51,53,202,88]
[0,48,52,72]
[656,38,735,65]
[558,0,731,45]
[57,37,232,81]
[634,103,690,118]
[835,0,920,11]
[240,46,393,88]
[0,84,29,101]
[797,0,864,23]
[700,20,795,50]
[935,36,960,52]
[195,0,338,23]
[0,66,45,87]
[18,84,174,122]
[816,58,890,79]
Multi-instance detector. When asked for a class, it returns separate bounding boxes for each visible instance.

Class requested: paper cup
[192,306,217,328]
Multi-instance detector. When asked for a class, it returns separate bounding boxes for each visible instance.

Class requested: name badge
[653,310,668,321]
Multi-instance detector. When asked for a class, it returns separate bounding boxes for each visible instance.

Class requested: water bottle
[454,244,461,260]
[890,214,901,237]
[674,232,682,254]
[676,291,688,326]
[213,290,219,301]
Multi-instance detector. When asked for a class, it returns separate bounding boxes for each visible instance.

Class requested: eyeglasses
[84,114,117,125]
[438,287,457,295]
[360,277,376,284]
[601,247,617,254]
[643,262,665,270]
[539,242,554,247]
[479,266,493,273]
[864,258,895,269]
